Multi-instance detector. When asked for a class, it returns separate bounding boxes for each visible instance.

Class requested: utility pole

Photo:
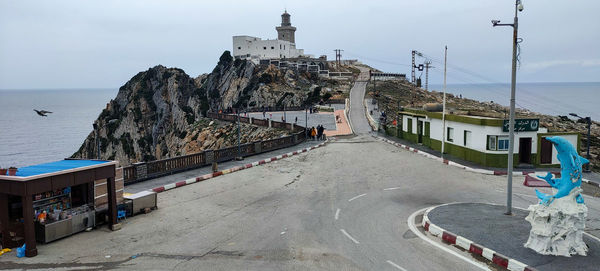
[441,46,447,159]
[492,0,524,215]
[411,50,424,85]
[334,49,343,69]
[424,60,433,91]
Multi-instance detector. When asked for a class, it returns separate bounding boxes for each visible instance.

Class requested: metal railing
[122,112,307,184]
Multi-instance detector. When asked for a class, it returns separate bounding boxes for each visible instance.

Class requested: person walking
[310,127,317,141]
[295,116,298,124]
[317,125,325,140]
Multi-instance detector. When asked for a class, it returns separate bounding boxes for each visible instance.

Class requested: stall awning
[14,160,110,177]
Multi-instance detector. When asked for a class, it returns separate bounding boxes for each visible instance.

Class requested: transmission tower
[424,60,434,91]
[411,50,424,85]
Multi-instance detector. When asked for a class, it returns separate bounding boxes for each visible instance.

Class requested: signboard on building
[503,119,539,132]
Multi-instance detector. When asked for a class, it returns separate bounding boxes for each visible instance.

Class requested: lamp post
[492,0,524,215]
[570,113,592,172]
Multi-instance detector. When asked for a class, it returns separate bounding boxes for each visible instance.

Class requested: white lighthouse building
[233,11,307,63]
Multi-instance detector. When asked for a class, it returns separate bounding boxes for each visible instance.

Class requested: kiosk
[0,160,120,257]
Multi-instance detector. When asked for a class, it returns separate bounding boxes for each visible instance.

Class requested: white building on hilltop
[233,11,309,63]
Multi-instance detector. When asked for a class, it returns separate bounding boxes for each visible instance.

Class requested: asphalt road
[4,69,600,270]
[348,67,372,135]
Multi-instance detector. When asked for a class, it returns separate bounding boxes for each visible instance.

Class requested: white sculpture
[524,136,590,257]
[524,187,588,256]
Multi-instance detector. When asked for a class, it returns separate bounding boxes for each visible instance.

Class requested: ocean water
[0,89,117,168]
[1,82,598,168]
[428,82,600,121]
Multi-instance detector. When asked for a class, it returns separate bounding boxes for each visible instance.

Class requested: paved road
[348,67,372,134]
[5,68,600,270]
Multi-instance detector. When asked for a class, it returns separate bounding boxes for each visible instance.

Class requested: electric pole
[441,46,447,160]
[492,0,524,215]
[424,60,434,91]
[334,49,343,69]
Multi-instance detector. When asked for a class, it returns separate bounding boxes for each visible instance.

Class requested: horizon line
[2,81,600,91]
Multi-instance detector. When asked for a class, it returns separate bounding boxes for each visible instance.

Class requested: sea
[429,82,600,120]
[0,88,117,168]
[1,82,598,168]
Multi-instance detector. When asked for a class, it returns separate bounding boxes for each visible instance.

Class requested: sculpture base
[524,189,588,257]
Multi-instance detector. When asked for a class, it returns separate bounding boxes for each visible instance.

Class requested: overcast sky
[1,0,599,89]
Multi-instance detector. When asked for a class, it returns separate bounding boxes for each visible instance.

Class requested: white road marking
[407,207,490,270]
[340,229,360,244]
[384,187,402,191]
[335,208,340,220]
[386,260,408,271]
[348,193,367,202]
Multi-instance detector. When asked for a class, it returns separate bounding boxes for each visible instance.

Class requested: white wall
[546,134,579,164]
[232,36,303,60]
[404,114,547,154]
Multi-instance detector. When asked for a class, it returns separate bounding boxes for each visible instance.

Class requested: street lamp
[492,0,524,215]
[570,113,592,172]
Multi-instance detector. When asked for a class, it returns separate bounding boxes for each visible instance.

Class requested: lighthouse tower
[276,10,296,43]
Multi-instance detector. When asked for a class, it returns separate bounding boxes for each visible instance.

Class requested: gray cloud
[1,0,598,89]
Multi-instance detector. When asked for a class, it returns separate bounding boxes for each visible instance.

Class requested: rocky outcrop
[72,51,336,166]
[201,51,327,111]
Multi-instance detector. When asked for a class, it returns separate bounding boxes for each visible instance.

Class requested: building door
[519,137,532,164]
[540,137,553,164]
[417,120,423,144]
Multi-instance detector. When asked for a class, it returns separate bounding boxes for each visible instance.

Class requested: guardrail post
[249,117,253,124]
[268,119,272,128]
[255,142,262,153]
[133,162,147,181]
[205,150,214,164]
[291,123,294,131]
[294,134,298,143]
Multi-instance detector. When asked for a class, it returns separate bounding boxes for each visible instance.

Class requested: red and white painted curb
[374,135,599,186]
[422,205,538,271]
[150,141,328,193]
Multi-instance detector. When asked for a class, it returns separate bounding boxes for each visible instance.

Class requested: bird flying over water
[34,109,53,117]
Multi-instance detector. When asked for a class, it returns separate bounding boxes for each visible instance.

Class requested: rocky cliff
[72,51,334,166]
[200,51,326,111]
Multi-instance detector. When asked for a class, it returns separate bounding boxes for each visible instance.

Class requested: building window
[447,127,454,142]
[488,136,497,150]
[271,46,274,49]
[237,47,241,50]
[464,130,471,146]
[498,137,509,150]
[263,47,266,50]
[487,135,509,151]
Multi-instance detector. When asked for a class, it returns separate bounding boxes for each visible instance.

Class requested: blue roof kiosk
[0,159,120,257]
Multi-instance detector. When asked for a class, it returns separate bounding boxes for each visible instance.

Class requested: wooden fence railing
[122,112,307,184]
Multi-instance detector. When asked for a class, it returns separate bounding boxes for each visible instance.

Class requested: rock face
[201,51,324,111]
[524,188,588,256]
[71,51,330,166]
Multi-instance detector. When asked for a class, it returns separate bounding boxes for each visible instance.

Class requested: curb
[150,141,328,193]
[363,99,378,131]
[373,135,599,186]
[421,205,538,271]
